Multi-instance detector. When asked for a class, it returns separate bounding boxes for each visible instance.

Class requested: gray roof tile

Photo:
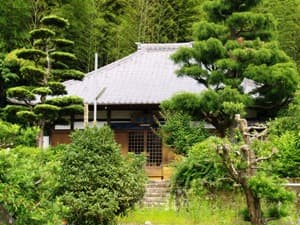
[64,43,205,105]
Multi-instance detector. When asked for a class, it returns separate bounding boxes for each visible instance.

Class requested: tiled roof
[64,42,205,105]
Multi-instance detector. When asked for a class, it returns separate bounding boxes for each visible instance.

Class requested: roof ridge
[85,50,142,78]
[138,42,192,51]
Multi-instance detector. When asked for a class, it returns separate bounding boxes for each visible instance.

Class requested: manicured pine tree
[163,0,299,136]
[5,15,84,148]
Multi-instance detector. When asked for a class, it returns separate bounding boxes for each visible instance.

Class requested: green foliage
[170,0,299,134]
[47,82,67,95]
[0,54,19,108]
[6,86,36,101]
[248,174,295,203]
[204,0,261,22]
[171,137,230,194]
[50,51,77,61]
[269,132,300,178]
[32,87,52,95]
[0,146,65,224]
[269,90,300,136]
[14,127,39,147]
[247,173,295,220]
[0,120,19,148]
[137,0,203,43]
[256,0,300,70]
[59,126,147,225]
[162,88,251,136]
[158,111,208,155]
[34,104,60,115]
[52,38,74,47]
[20,66,46,82]
[267,205,289,220]
[0,1,31,52]
[267,90,300,177]
[45,96,83,106]
[16,49,47,60]
[16,111,38,123]
[41,15,69,27]
[118,192,299,225]
[0,120,39,148]
[5,14,83,146]
[60,104,84,114]
[29,28,56,40]
[52,69,85,81]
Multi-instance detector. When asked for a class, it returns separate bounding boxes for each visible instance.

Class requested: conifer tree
[162,0,299,136]
[5,15,84,148]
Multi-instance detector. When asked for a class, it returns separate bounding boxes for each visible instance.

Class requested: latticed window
[128,131,144,154]
[128,130,162,166]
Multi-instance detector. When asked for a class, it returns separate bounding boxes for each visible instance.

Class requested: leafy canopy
[0,146,65,225]
[163,0,299,136]
[59,126,147,225]
[4,14,84,148]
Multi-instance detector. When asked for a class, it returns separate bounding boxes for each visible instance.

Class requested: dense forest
[0,0,299,73]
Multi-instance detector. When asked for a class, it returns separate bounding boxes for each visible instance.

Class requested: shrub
[268,90,300,177]
[270,132,300,177]
[158,111,209,155]
[0,146,64,225]
[59,126,147,225]
[171,136,231,195]
[0,120,38,148]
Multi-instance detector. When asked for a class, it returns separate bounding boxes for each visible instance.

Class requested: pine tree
[163,0,299,136]
[5,15,84,148]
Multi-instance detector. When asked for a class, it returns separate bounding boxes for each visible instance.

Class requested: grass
[118,192,299,225]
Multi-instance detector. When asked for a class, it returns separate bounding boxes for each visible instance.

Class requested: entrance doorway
[128,130,162,167]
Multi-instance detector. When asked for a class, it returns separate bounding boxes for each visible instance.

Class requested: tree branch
[217,144,239,180]
[255,148,277,164]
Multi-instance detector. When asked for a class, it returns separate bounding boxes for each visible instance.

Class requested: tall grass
[118,192,298,225]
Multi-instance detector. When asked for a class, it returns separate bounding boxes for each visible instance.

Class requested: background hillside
[0,0,299,72]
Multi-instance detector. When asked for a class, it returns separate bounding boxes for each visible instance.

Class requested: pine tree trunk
[37,121,45,149]
[0,204,14,225]
[242,183,266,225]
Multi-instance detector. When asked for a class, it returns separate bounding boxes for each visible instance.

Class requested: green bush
[171,137,231,195]
[270,132,300,177]
[0,120,38,148]
[0,146,65,225]
[158,111,209,155]
[268,90,300,177]
[59,126,147,225]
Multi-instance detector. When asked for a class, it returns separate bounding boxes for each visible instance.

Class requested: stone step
[142,180,170,207]
[144,196,169,202]
[145,187,169,193]
[146,181,170,189]
[144,192,169,198]
[143,201,166,207]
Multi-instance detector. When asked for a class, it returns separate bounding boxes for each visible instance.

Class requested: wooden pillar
[84,103,89,128]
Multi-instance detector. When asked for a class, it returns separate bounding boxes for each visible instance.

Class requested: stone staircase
[142,180,170,207]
